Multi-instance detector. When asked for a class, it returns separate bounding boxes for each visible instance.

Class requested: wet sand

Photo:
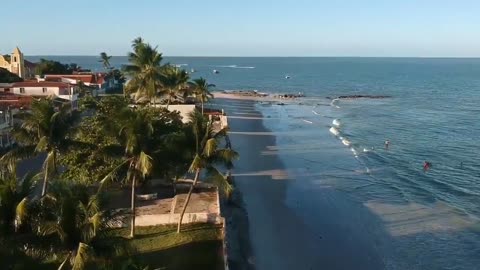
[216,97,386,270]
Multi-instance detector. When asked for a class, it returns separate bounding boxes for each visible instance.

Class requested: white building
[10,81,79,108]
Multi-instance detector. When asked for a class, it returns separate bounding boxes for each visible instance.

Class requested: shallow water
[31,56,480,269]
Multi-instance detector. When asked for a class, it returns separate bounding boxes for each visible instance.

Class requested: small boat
[191,68,196,73]
[213,69,219,74]
[285,75,291,79]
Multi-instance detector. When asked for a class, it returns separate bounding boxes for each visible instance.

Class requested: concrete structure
[0,47,35,79]
[134,188,222,226]
[156,104,196,123]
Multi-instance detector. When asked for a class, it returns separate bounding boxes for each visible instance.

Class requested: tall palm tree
[177,111,238,233]
[189,77,214,114]
[123,38,164,105]
[1,99,80,196]
[99,52,112,71]
[101,108,154,238]
[160,66,190,107]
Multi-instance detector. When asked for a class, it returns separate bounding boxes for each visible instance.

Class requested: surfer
[385,140,390,150]
[423,161,432,171]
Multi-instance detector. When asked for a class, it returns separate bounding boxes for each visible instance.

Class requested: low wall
[127,212,223,227]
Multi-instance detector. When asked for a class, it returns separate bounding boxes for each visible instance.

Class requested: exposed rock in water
[337,95,391,99]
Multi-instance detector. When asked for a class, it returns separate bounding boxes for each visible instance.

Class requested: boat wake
[330,98,341,108]
[332,119,341,126]
[214,65,255,69]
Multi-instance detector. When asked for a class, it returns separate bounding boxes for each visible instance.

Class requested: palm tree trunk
[201,100,204,115]
[177,169,200,233]
[41,163,48,197]
[130,174,137,238]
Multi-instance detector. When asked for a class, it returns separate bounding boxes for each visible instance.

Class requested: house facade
[2,81,79,109]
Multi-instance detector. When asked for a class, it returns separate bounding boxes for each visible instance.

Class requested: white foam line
[302,119,313,124]
[312,110,320,115]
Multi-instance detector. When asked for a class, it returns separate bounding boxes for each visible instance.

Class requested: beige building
[0,47,35,79]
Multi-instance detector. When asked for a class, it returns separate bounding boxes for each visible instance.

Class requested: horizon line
[24,55,480,59]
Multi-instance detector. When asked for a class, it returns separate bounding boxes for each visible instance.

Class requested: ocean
[27,56,480,269]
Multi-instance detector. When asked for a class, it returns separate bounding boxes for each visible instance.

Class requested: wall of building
[12,86,63,97]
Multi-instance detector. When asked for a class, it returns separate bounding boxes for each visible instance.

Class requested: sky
[1,0,480,57]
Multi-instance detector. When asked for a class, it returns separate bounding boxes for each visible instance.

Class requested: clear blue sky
[1,0,479,57]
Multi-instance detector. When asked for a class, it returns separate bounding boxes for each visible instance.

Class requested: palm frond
[0,145,36,171]
[98,158,131,193]
[203,138,217,157]
[137,151,153,177]
[72,242,91,270]
[214,148,239,167]
[15,197,29,227]
[205,166,233,197]
[35,136,49,152]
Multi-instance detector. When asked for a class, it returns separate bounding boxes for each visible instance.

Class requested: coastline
[215,94,388,270]
[214,96,323,269]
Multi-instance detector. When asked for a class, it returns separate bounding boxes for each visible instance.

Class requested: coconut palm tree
[0,168,37,235]
[160,66,190,107]
[1,99,80,197]
[99,52,112,71]
[123,38,164,105]
[37,181,121,269]
[177,111,238,233]
[101,108,155,238]
[189,77,215,114]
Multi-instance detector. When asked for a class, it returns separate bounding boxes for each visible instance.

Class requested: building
[0,81,79,109]
[0,47,35,79]
[44,73,107,89]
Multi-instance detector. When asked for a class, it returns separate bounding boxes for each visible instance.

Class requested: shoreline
[216,97,325,269]
[215,96,388,270]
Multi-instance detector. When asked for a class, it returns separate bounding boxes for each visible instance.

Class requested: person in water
[385,140,390,149]
[423,161,432,171]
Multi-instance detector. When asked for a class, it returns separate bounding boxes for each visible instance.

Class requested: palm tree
[189,77,214,114]
[99,52,112,71]
[37,181,120,269]
[123,38,164,105]
[177,111,238,233]
[0,168,36,235]
[160,66,190,107]
[101,108,154,238]
[1,99,80,197]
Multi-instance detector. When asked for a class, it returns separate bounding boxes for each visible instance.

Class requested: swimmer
[423,161,432,171]
[385,140,390,150]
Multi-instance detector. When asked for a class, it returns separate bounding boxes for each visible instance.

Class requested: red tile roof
[12,81,71,88]
[45,74,96,84]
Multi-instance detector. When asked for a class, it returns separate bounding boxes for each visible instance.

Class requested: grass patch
[110,223,225,270]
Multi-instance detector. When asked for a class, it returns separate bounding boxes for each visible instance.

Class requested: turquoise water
[28,56,480,268]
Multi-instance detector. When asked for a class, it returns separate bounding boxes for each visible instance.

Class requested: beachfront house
[7,81,79,109]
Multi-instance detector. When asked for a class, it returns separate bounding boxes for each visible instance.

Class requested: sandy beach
[215,95,386,270]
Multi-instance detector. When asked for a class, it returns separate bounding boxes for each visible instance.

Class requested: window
[13,56,17,62]
[42,87,47,93]
[20,88,25,94]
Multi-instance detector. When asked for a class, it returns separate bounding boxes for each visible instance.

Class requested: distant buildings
[44,73,107,90]
[0,81,78,109]
[0,47,36,79]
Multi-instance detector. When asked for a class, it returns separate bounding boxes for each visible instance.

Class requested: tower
[11,47,25,78]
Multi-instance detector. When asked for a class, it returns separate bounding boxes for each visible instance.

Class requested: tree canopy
[0,67,23,83]
[34,59,82,76]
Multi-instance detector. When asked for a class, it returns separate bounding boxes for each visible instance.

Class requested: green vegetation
[34,58,83,75]
[0,67,23,83]
[0,37,233,269]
